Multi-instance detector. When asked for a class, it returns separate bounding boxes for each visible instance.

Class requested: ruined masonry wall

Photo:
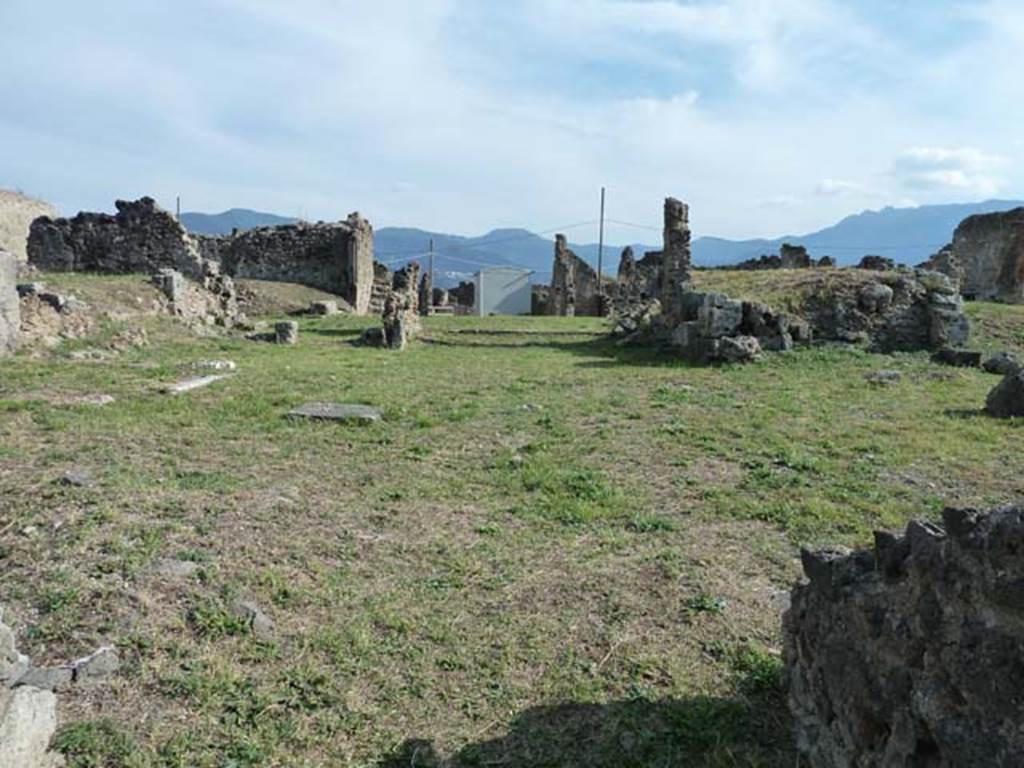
[549,234,601,317]
[28,197,207,280]
[785,506,1024,767]
[947,207,1024,302]
[28,199,376,315]
[198,212,374,314]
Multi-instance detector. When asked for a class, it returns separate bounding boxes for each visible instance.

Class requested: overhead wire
[374,218,598,272]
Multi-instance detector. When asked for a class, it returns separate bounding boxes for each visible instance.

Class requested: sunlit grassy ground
[2,272,1022,767]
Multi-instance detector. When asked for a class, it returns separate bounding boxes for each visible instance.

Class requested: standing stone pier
[660,197,692,318]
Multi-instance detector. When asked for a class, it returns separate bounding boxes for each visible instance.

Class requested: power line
[607,218,949,251]
[374,218,599,260]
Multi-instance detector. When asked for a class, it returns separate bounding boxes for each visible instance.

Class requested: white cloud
[815,179,874,197]
[0,0,1021,240]
[893,146,1006,195]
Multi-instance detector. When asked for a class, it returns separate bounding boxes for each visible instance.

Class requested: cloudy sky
[1,0,1021,243]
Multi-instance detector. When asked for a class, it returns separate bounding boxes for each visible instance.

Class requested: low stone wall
[785,506,1024,766]
[0,249,19,355]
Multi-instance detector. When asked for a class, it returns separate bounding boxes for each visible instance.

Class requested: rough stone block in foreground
[287,403,382,424]
[785,507,1024,767]
[986,369,1024,418]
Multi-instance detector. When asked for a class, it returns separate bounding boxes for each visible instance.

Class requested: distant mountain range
[180,208,296,235]
[181,199,1024,286]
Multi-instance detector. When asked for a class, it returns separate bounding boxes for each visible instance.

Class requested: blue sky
[1,0,1021,243]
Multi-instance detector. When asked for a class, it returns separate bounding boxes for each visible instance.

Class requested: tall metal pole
[176,196,181,222]
[428,238,434,293]
[597,186,606,296]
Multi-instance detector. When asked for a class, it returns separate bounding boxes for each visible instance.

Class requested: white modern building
[473,267,532,316]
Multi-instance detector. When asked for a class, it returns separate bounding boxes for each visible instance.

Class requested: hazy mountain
[691,199,1024,268]
[180,199,1024,284]
[179,208,297,235]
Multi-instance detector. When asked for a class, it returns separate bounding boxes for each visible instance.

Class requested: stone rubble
[982,351,1020,376]
[163,374,231,395]
[287,402,382,424]
[733,243,835,271]
[931,348,982,368]
[986,369,1024,417]
[864,370,902,387]
[309,300,339,316]
[274,321,299,345]
[229,599,274,640]
[785,507,1024,766]
[1,608,119,768]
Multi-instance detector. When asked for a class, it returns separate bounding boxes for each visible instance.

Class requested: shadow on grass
[303,327,365,339]
[377,693,796,768]
[417,333,694,368]
[943,407,991,420]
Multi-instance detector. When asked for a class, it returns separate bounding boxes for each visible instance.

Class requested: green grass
[3,273,1024,766]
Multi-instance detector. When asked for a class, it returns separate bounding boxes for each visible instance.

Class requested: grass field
[2,273,1023,767]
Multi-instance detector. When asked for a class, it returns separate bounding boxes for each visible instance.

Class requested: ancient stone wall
[28,198,376,315]
[29,197,208,280]
[932,207,1024,302]
[785,506,1024,766]
[0,249,20,355]
[200,213,375,314]
[549,235,601,316]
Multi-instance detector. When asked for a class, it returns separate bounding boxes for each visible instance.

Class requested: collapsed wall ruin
[785,507,1024,766]
[0,249,20,356]
[548,235,601,316]
[27,197,377,315]
[796,269,970,351]
[607,198,972,361]
[196,213,375,314]
[29,198,209,279]
[923,207,1024,302]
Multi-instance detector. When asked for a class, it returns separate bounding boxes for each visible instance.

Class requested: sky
[1,0,1022,244]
